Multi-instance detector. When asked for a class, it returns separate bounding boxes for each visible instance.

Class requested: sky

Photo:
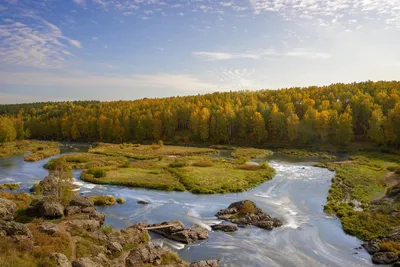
[0,0,400,104]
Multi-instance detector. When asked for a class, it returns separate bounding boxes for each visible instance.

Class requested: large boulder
[372,252,398,264]
[125,243,172,266]
[51,253,72,267]
[211,224,238,232]
[38,222,60,235]
[28,198,64,219]
[0,221,32,237]
[190,260,220,267]
[65,206,81,216]
[216,200,282,230]
[0,197,17,221]
[148,221,208,244]
[107,241,123,253]
[70,196,94,208]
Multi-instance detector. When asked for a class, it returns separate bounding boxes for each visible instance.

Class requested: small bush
[160,252,182,265]
[90,195,116,206]
[0,183,20,191]
[100,225,113,235]
[237,201,256,215]
[91,169,106,178]
[116,197,126,204]
[168,160,188,168]
[379,241,400,254]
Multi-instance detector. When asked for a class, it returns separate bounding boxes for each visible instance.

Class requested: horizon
[1,0,400,104]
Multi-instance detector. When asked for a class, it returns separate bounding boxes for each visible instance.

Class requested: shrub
[100,225,113,235]
[90,195,116,206]
[160,252,182,265]
[237,201,256,215]
[92,169,106,178]
[0,183,20,191]
[116,197,126,204]
[168,160,188,168]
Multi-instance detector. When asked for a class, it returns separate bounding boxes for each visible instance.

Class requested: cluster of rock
[362,229,400,265]
[143,221,209,244]
[215,200,282,230]
[0,172,220,267]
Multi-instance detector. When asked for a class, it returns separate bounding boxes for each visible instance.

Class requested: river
[0,144,374,267]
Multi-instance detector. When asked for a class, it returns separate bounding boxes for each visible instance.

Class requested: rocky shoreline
[0,170,220,267]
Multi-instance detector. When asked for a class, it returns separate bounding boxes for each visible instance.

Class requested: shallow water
[0,145,374,267]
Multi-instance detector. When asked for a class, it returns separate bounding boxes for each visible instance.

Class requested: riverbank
[0,167,220,267]
[317,152,400,265]
[0,140,60,161]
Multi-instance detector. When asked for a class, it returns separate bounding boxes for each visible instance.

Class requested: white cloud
[0,15,82,68]
[73,0,85,5]
[193,48,331,61]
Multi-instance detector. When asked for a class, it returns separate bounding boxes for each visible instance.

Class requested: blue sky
[1,0,400,104]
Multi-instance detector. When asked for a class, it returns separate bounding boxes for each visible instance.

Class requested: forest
[0,81,400,147]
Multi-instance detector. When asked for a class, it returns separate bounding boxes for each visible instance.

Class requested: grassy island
[46,143,276,194]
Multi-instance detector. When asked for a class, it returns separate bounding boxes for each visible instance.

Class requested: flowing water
[0,144,374,267]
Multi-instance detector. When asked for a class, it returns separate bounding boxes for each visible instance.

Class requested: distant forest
[0,81,400,147]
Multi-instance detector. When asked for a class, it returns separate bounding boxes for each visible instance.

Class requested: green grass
[277,149,336,159]
[44,153,128,170]
[89,142,218,160]
[0,183,20,191]
[81,164,186,192]
[169,160,276,194]
[80,155,276,194]
[231,148,273,159]
[318,152,400,242]
[89,195,116,206]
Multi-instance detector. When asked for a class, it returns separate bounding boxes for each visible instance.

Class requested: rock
[211,224,238,232]
[65,206,81,216]
[38,222,60,235]
[68,220,100,232]
[393,261,400,267]
[149,221,208,244]
[0,221,32,238]
[0,197,17,221]
[372,252,398,264]
[362,240,380,254]
[125,243,171,267]
[29,198,64,218]
[41,199,64,218]
[82,207,96,213]
[70,196,94,208]
[216,200,282,230]
[137,200,149,205]
[107,241,123,253]
[89,211,105,225]
[51,253,72,267]
[72,258,101,267]
[190,260,220,267]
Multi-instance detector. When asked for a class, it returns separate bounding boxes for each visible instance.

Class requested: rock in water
[147,221,209,244]
[0,197,17,221]
[211,224,238,232]
[372,252,398,264]
[137,200,149,205]
[216,200,282,230]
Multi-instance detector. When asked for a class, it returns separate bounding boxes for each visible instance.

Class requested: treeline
[0,116,26,143]
[1,81,400,147]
